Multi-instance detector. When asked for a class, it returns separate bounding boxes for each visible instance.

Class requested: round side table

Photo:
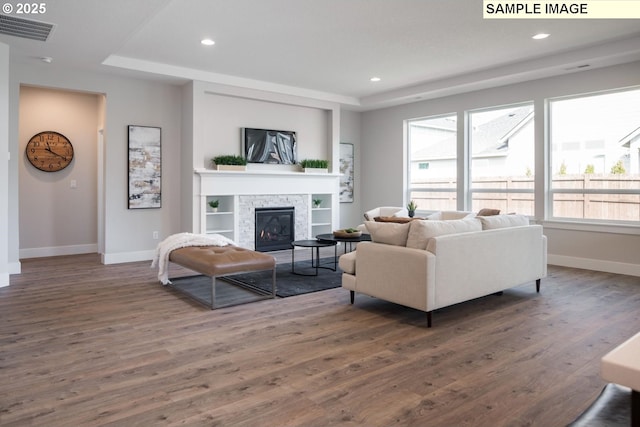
[291,239,337,276]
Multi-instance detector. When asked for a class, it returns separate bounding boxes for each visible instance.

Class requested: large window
[549,88,640,222]
[407,114,457,211]
[469,104,535,215]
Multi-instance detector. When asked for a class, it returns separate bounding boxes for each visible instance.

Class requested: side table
[291,239,337,276]
[316,233,372,254]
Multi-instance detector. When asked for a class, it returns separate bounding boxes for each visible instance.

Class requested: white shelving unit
[195,169,340,247]
[203,195,236,240]
[311,193,333,236]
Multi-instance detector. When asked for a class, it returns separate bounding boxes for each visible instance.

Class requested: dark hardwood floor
[1,253,639,426]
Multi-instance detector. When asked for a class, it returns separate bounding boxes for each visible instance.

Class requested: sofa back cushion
[406,218,482,250]
[478,214,529,230]
[364,221,411,246]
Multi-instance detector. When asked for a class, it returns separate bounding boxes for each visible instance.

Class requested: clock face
[26,131,74,172]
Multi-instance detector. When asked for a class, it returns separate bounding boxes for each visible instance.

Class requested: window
[407,114,457,211]
[549,88,640,222]
[469,104,535,215]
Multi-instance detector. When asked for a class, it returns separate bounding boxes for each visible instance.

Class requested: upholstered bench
[168,246,276,309]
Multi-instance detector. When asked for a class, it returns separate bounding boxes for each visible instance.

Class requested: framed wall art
[339,142,354,203]
[128,125,161,209]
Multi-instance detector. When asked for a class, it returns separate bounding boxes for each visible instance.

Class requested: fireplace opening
[255,207,295,252]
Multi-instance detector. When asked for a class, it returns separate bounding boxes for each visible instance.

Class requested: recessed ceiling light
[201,38,215,46]
[370,77,381,82]
[532,33,550,40]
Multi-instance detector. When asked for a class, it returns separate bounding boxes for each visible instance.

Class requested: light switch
[70,179,77,189]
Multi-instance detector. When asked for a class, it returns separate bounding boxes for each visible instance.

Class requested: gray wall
[359,61,640,276]
[0,42,9,286]
[8,63,183,266]
[339,109,362,228]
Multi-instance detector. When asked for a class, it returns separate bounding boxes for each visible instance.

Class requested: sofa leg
[350,290,354,304]
[536,279,541,293]
[427,311,432,328]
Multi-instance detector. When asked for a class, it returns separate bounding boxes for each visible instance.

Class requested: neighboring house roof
[619,125,640,148]
[411,106,534,161]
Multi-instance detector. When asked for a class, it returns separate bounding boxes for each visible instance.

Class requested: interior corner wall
[339,109,362,228]
[189,80,341,233]
[9,63,183,265]
[0,42,9,286]
[18,86,99,257]
[359,60,640,276]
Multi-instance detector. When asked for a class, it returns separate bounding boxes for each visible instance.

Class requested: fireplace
[255,207,295,252]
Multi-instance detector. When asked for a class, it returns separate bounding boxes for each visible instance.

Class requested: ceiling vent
[0,14,55,41]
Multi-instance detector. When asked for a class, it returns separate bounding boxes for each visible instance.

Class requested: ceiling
[2,0,640,110]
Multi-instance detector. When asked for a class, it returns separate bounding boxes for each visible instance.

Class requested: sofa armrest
[354,242,435,312]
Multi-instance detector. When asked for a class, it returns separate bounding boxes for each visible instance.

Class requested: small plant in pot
[300,159,329,172]
[211,155,247,171]
[208,199,220,212]
[313,198,322,208]
[407,200,418,218]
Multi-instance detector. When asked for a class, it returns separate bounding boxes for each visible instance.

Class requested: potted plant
[208,199,219,212]
[407,200,418,218]
[211,155,248,171]
[313,198,322,208]
[300,159,329,173]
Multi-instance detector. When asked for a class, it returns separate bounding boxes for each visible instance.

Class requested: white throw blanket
[151,232,236,285]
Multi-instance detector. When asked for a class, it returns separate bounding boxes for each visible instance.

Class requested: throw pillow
[364,221,411,246]
[478,214,529,230]
[477,208,501,216]
[374,216,420,224]
[406,218,482,250]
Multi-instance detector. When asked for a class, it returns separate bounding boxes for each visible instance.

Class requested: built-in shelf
[195,170,340,248]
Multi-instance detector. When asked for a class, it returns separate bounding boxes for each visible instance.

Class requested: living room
[1,1,640,425]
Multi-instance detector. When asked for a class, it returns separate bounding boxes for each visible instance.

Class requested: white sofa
[339,214,547,327]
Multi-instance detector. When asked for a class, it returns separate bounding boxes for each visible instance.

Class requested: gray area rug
[170,258,342,299]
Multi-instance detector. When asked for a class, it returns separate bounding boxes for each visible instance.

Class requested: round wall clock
[26,131,74,172]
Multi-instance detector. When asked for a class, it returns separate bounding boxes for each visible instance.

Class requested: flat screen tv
[242,128,297,164]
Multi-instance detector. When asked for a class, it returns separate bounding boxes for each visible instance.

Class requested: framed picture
[339,142,354,203]
[128,125,161,209]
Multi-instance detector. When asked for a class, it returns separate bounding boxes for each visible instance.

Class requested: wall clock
[26,131,74,172]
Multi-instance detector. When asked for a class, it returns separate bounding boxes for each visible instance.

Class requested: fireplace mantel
[194,169,340,248]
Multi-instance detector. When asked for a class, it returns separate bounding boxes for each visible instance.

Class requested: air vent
[0,14,54,41]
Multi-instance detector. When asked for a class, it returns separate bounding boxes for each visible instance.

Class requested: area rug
[170,258,342,299]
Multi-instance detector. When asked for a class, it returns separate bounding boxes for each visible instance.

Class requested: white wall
[360,61,640,276]
[8,63,183,265]
[18,86,99,257]
[0,42,9,286]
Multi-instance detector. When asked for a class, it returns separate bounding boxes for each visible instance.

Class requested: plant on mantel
[300,159,329,172]
[211,155,247,171]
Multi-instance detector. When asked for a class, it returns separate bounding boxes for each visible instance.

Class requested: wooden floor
[1,254,639,427]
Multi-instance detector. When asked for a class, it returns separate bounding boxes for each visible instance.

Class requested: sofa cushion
[478,214,529,229]
[427,211,475,220]
[338,251,357,274]
[364,221,411,246]
[406,218,482,250]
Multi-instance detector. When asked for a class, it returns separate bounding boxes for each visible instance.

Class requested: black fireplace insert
[255,207,295,252]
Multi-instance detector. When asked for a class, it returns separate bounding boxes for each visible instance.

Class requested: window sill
[541,219,640,236]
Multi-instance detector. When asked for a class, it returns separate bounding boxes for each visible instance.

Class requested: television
[242,128,297,164]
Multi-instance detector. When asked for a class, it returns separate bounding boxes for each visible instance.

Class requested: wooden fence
[410,175,640,220]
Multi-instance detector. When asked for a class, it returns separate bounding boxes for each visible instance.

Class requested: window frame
[546,87,640,226]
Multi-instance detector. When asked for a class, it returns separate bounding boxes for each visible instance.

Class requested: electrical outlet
[153,231,159,239]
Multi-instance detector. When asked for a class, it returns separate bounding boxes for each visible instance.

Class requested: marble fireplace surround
[195,169,340,250]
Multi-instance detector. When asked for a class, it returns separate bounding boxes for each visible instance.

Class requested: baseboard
[102,250,155,265]
[9,261,21,275]
[0,272,8,288]
[19,244,98,259]
[548,254,640,277]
